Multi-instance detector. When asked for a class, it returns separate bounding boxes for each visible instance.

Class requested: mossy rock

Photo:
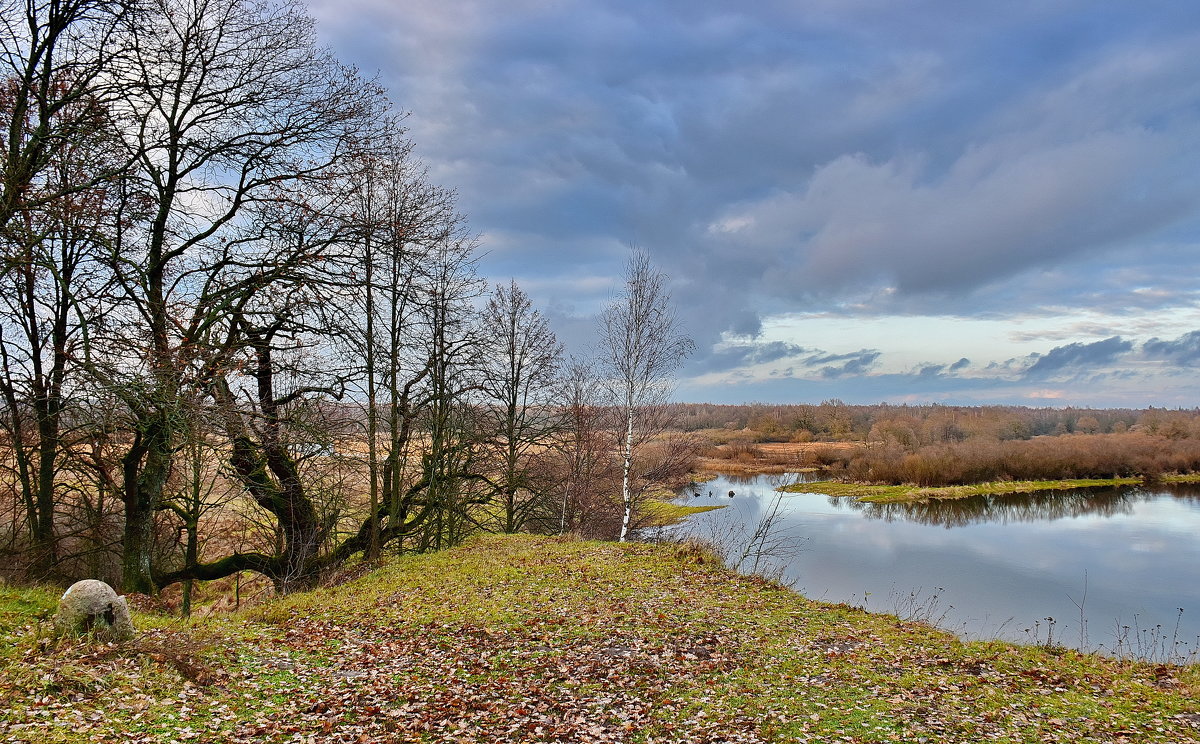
[54,579,135,641]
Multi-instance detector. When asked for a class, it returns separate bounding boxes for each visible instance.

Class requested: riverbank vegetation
[829,433,1200,487]
[780,477,1166,503]
[691,403,1200,494]
[671,401,1192,442]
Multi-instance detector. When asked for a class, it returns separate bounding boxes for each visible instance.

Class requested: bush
[724,442,763,463]
[837,433,1200,486]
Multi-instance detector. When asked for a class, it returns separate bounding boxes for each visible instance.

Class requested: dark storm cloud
[694,341,810,374]
[1023,336,1133,378]
[818,350,881,379]
[1142,330,1200,365]
[309,0,1200,401]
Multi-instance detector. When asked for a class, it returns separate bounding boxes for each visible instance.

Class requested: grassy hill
[2,535,1199,743]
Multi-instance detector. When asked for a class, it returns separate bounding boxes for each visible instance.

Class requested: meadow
[4,535,1199,743]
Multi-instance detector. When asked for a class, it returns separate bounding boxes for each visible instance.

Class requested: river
[669,473,1200,661]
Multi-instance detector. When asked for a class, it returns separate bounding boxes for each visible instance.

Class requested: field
[694,426,1200,502]
[3,535,1199,743]
[696,439,859,476]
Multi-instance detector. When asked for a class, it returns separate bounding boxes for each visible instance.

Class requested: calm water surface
[673,474,1200,658]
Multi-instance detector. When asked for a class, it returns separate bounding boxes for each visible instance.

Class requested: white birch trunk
[619,399,635,542]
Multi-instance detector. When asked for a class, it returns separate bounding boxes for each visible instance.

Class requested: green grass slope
[2,535,1198,743]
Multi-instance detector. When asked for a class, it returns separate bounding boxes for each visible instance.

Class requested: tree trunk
[121,419,171,593]
[181,517,197,617]
[365,230,381,562]
[32,407,60,574]
[618,398,635,542]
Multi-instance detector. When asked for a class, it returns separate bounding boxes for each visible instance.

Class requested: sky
[308,0,1200,408]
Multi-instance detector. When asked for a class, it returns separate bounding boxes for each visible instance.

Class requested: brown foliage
[700,440,856,475]
[827,432,1200,486]
[669,402,1189,444]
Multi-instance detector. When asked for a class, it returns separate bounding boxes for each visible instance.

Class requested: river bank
[671,473,1200,658]
[780,473,1200,502]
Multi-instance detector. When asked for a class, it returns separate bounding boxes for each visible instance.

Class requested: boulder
[54,579,135,641]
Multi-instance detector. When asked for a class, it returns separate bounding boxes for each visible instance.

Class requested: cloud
[712,128,1191,302]
[1142,330,1200,365]
[818,350,882,378]
[308,0,1200,405]
[695,340,811,374]
[1023,336,1133,378]
[676,328,1200,406]
[313,1,1200,318]
[804,349,874,366]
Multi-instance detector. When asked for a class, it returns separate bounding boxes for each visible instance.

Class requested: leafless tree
[478,280,562,533]
[338,128,463,560]
[160,413,234,616]
[92,0,385,592]
[0,0,502,593]
[599,249,693,542]
[553,356,612,535]
[409,237,487,551]
[0,67,128,578]
[0,0,128,233]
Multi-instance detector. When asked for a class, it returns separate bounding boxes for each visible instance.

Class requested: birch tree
[599,250,692,542]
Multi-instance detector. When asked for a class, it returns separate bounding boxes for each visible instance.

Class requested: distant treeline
[669,401,1197,443]
[678,402,1200,487]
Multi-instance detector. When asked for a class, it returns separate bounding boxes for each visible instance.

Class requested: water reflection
[671,474,1200,661]
[1155,482,1200,503]
[686,471,820,490]
[846,488,1142,527]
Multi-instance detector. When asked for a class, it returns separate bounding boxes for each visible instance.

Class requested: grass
[0,582,58,629]
[698,440,858,476]
[0,582,59,665]
[3,535,1200,742]
[700,460,818,476]
[641,498,727,526]
[780,474,1200,503]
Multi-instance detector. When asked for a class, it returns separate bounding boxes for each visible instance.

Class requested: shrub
[839,433,1200,486]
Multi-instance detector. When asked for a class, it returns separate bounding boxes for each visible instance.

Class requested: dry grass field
[696,437,862,476]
